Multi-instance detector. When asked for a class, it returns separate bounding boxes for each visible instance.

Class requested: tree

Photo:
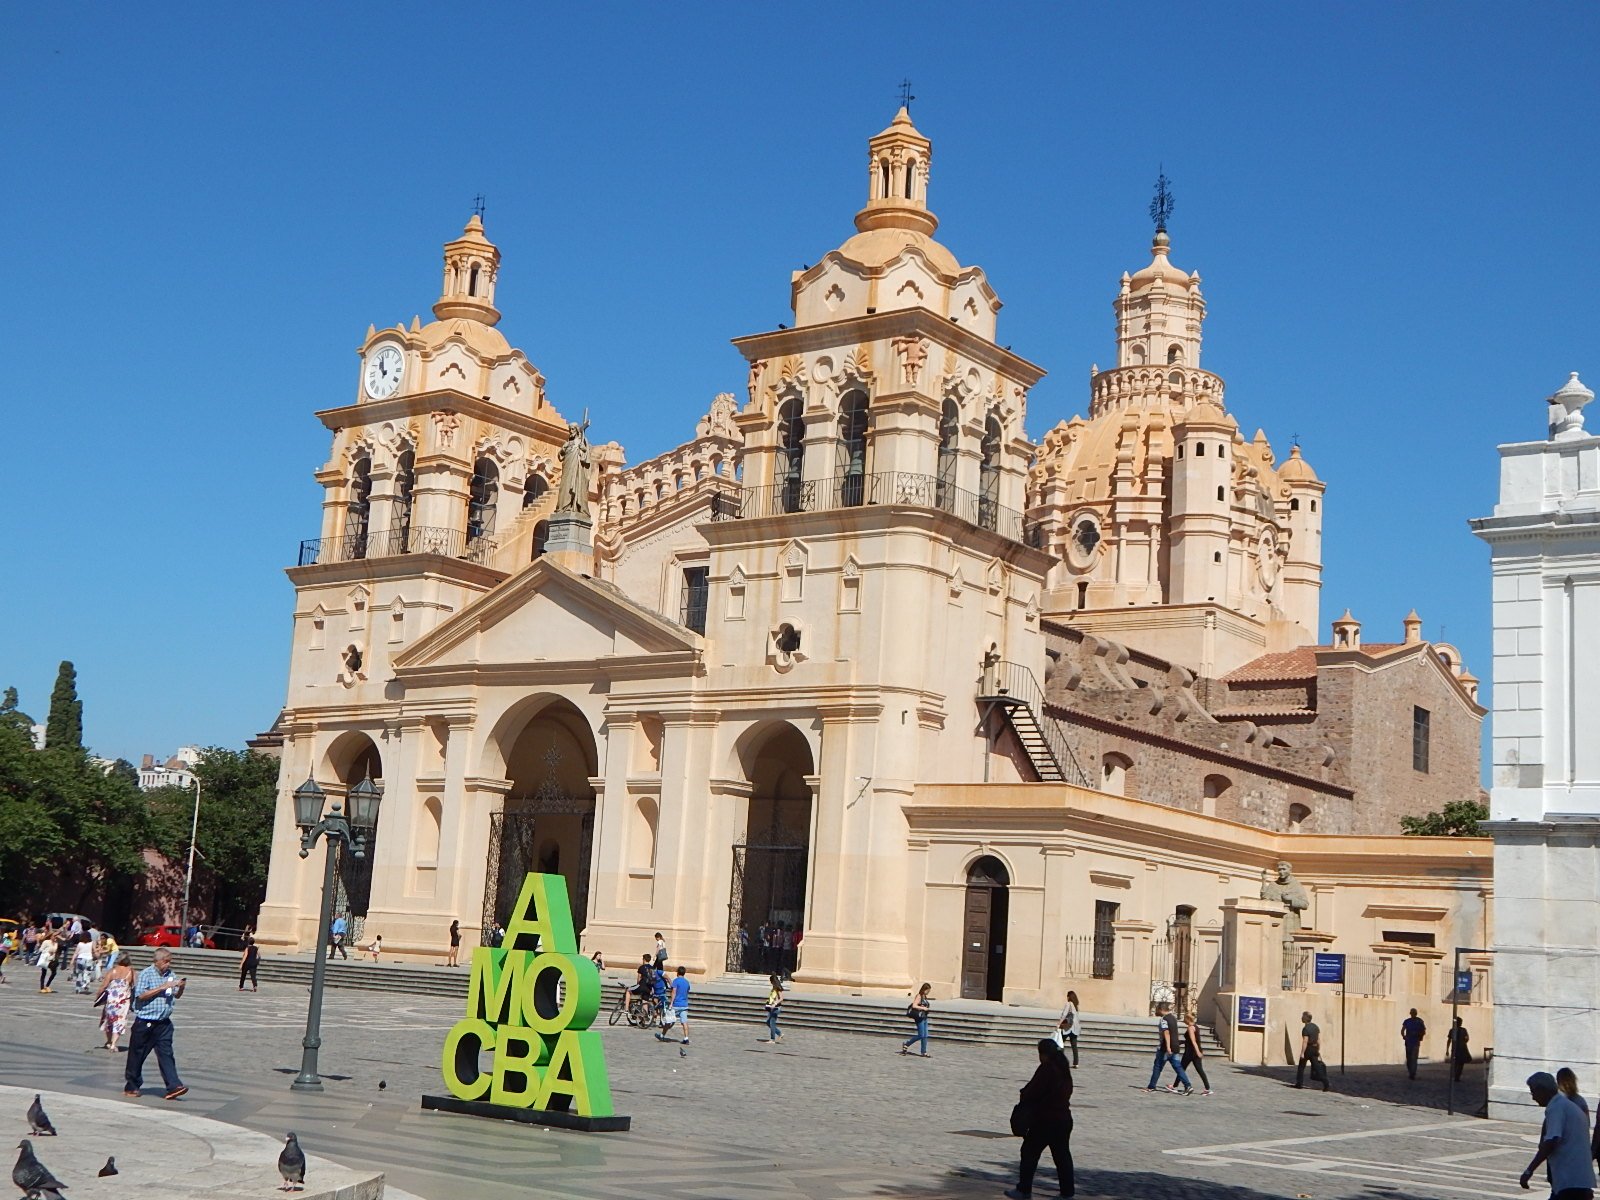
[44,661,83,752]
[1400,798,1489,837]
[147,747,280,930]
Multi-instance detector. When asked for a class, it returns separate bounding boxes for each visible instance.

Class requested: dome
[1127,232,1196,292]
[1277,445,1320,484]
[833,227,961,276]
[417,316,511,358]
[1178,397,1232,428]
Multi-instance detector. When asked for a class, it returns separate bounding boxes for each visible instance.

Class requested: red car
[140,926,216,950]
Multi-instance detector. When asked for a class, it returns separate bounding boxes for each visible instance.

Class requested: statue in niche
[1260,860,1310,984]
[555,418,592,518]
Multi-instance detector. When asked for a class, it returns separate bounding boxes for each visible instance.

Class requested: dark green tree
[147,747,280,930]
[44,661,83,752]
[1400,798,1490,837]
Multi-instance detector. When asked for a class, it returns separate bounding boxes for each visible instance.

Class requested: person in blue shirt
[329,914,348,960]
[123,948,188,1100]
[656,965,691,1045]
[1400,1009,1427,1080]
[651,963,668,1021]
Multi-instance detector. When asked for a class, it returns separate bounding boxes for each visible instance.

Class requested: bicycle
[609,986,660,1028]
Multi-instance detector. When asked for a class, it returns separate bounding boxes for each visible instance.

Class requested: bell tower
[433,214,501,325]
[1114,174,1206,371]
[855,106,937,237]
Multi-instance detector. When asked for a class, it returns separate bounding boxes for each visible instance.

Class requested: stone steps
[134,947,1217,1053]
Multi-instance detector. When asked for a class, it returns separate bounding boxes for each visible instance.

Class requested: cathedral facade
[256,111,1488,1034]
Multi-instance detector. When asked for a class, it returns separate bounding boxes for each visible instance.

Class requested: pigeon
[277,1132,305,1192]
[13,1140,67,1200]
[377,1080,385,1091]
[97,1157,117,1177]
[25,1096,54,1137]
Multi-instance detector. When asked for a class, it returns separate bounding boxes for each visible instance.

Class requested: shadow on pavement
[869,1164,1327,1198]
[1233,1058,1488,1115]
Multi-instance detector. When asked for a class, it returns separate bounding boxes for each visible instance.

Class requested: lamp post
[177,775,201,952]
[290,774,382,1093]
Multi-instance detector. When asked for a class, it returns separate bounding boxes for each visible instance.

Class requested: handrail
[297,526,496,567]
[978,658,1091,787]
[711,469,1037,546]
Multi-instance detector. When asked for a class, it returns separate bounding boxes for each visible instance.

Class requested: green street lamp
[290,774,382,1093]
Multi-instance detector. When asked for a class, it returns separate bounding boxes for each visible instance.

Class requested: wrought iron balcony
[710,470,1037,545]
[295,526,497,567]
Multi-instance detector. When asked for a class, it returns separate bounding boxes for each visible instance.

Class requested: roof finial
[897,78,915,112]
[471,194,487,219]
[1150,168,1174,235]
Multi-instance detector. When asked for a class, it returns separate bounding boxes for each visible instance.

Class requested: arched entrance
[486,698,598,936]
[324,732,383,942]
[726,724,813,974]
[961,855,1009,1002]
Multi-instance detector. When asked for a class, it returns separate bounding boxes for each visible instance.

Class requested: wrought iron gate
[483,811,540,936]
[332,840,375,944]
[725,843,809,973]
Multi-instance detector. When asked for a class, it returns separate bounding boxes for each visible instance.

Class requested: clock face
[363,345,404,400]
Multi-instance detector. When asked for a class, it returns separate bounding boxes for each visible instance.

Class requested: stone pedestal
[1215,896,1285,1066]
[543,513,594,574]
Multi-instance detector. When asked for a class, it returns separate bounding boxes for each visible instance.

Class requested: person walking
[1401,1008,1427,1080]
[446,920,461,967]
[364,934,383,961]
[123,948,188,1100]
[329,913,348,960]
[238,932,260,992]
[653,932,668,971]
[71,934,95,994]
[1145,1001,1193,1094]
[1557,1068,1590,1116]
[1521,1070,1596,1199]
[1005,1038,1075,1200]
[901,983,933,1057]
[1182,1009,1213,1096]
[1449,1017,1473,1083]
[764,973,785,1044]
[656,965,691,1046]
[1295,1011,1329,1091]
[1056,990,1081,1068]
[94,952,134,1052]
[36,930,60,993]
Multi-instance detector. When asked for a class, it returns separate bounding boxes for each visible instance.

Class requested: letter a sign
[426,873,629,1131]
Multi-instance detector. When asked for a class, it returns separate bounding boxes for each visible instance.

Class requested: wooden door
[962,884,992,999]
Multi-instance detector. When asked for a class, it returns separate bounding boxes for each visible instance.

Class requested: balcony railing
[296,526,496,567]
[711,470,1036,544]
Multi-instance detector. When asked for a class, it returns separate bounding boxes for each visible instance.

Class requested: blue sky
[3,5,1596,768]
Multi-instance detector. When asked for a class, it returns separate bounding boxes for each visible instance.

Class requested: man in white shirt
[1521,1071,1596,1200]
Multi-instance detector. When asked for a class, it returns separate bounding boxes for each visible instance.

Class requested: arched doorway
[324,732,383,942]
[726,724,814,974]
[487,699,599,937]
[962,855,1009,1001]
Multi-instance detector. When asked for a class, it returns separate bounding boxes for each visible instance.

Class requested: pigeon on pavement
[97,1156,118,1177]
[277,1131,305,1192]
[13,1139,67,1199]
[25,1096,55,1137]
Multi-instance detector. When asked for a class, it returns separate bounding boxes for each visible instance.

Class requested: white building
[137,746,202,791]
[1473,372,1600,1119]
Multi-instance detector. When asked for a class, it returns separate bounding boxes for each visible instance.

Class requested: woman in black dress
[447,919,461,967]
[1006,1038,1075,1199]
[238,930,260,991]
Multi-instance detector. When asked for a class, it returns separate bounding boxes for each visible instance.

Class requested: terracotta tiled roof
[1225,641,1410,683]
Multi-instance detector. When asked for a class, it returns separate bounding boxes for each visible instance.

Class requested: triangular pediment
[393,559,700,671]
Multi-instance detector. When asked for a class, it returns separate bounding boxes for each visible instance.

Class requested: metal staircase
[978,658,1091,787]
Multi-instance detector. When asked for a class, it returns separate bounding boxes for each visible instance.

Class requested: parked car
[139,925,217,950]
[45,912,98,933]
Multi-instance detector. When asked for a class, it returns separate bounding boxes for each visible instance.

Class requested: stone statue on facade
[555,418,592,517]
[1259,859,1310,984]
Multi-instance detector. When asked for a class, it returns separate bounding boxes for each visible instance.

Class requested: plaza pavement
[0,976,1523,1199]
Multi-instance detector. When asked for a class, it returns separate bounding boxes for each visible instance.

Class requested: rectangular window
[1092,900,1119,979]
[679,566,709,634]
[1412,706,1431,773]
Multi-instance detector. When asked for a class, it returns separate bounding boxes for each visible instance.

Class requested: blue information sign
[1314,952,1346,985]
[1237,995,1267,1028]
[1456,970,1473,995]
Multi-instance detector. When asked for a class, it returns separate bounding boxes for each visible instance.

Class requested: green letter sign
[437,873,616,1120]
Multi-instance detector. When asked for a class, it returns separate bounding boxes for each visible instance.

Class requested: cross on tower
[1292,432,1301,448]
[898,78,915,110]
[472,194,487,218]
[1150,169,1174,234]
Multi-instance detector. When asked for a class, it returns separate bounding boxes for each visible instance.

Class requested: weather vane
[472,194,487,218]
[898,78,915,110]
[1149,169,1174,234]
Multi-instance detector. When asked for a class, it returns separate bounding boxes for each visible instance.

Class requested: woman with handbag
[1006,1038,1075,1199]
[764,973,785,1044]
[1181,1009,1213,1096]
[899,982,933,1057]
[94,951,134,1051]
[1055,991,1081,1068]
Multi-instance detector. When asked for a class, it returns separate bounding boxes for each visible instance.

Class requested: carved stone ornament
[746,360,766,409]
[891,336,929,387]
[696,393,740,440]
[431,410,461,449]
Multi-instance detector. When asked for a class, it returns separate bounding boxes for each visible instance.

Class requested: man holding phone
[123,948,188,1100]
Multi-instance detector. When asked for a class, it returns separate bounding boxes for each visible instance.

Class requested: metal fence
[297,525,497,567]
[1291,949,1391,997]
[1065,934,1117,979]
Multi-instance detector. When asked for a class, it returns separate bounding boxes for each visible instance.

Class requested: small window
[1216,486,1225,502]
[879,159,890,199]
[1177,445,1184,459]
[1291,498,1300,511]
[1213,551,1221,563]
[680,566,709,634]
[468,264,480,296]
[904,161,916,199]
[1073,519,1100,555]
[1311,499,1318,513]
[1167,344,1183,365]
[1076,581,1089,609]
[775,623,801,654]
[1381,930,1436,947]
[1093,900,1119,979]
[1289,802,1311,827]
[1412,706,1431,773]
[1195,443,1205,457]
